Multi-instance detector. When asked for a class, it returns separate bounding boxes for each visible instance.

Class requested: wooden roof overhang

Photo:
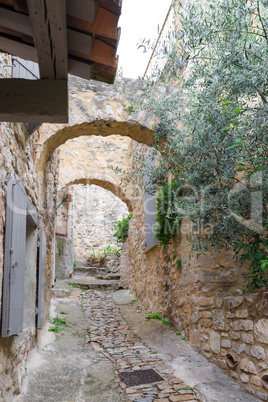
[0,0,122,123]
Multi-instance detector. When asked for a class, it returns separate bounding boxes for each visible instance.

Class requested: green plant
[59,311,67,314]
[48,325,60,333]
[123,103,136,115]
[87,248,98,265]
[146,312,169,326]
[126,0,268,291]
[155,181,183,248]
[175,331,186,340]
[178,387,193,391]
[73,260,77,267]
[48,315,67,326]
[176,259,182,269]
[113,214,131,243]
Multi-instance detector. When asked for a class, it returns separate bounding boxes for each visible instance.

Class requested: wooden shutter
[37,228,46,328]
[1,179,27,337]
[144,154,157,250]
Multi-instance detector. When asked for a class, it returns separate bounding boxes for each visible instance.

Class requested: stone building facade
[0,53,267,401]
[0,53,59,400]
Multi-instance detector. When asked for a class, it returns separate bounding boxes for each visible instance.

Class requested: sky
[117,0,172,79]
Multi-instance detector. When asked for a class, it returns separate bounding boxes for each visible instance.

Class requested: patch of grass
[49,315,67,326]
[175,331,186,340]
[146,312,169,326]
[48,325,60,333]
[178,386,193,391]
[176,259,182,269]
[59,311,67,314]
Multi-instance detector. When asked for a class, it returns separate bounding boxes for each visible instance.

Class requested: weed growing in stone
[146,312,169,326]
[175,331,186,340]
[48,325,60,333]
[178,387,193,391]
[59,311,67,314]
[48,315,68,334]
[49,315,67,326]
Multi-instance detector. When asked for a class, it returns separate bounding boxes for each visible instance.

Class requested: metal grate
[119,369,164,387]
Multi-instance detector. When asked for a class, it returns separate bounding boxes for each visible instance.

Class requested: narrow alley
[0,1,267,401]
[15,279,259,402]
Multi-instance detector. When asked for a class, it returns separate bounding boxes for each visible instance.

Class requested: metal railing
[143,1,176,79]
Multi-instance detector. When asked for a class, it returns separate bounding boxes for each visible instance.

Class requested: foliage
[87,247,98,265]
[146,312,169,325]
[73,259,77,268]
[113,214,132,243]
[129,0,268,291]
[48,325,60,333]
[48,315,67,334]
[175,331,186,340]
[155,181,183,248]
[87,245,121,266]
[48,315,67,326]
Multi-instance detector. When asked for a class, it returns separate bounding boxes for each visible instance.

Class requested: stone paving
[82,290,204,402]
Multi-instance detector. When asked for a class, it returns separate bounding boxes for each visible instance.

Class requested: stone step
[71,279,120,290]
[74,266,98,275]
[96,274,121,280]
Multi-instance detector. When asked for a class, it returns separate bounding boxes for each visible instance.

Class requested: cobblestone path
[82,290,204,402]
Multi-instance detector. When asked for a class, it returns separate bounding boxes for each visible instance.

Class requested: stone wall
[72,184,129,262]
[127,191,268,399]
[0,53,59,401]
[54,134,134,274]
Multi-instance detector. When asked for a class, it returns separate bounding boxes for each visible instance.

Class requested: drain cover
[119,369,164,387]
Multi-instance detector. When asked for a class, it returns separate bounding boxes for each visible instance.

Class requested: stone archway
[61,178,133,213]
[33,77,162,175]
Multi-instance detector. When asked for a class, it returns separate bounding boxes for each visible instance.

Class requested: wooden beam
[0,7,32,36]
[67,29,94,56]
[92,60,117,84]
[67,7,119,40]
[99,0,122,16]
[0,78,68,123]
[90,38,117,66]
[0,35,37,62]
[68,59,92,80]
[66,0,97,24]
[26,0,68,79]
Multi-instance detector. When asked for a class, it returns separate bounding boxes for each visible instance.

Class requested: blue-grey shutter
[1,179,27,337]
[12,57,39,79]
[37,228,46,328]
[144,154,157,250]
[12,57,40,134]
